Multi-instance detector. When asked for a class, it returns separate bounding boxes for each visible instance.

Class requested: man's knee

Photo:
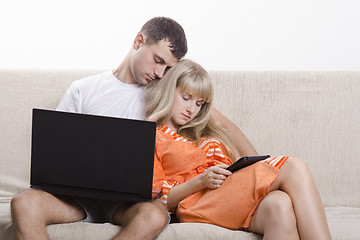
[11,190,39,217]
[11,189,55,221]
[136,201,169,228]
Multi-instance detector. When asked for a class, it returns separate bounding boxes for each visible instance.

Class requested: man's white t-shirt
[57,71,145,120]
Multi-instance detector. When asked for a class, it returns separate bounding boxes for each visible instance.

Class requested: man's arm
[56,82,81,113]
[211,108,258,157]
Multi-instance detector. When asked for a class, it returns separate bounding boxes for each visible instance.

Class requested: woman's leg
[248,190,299,240]
[269,157,331,240]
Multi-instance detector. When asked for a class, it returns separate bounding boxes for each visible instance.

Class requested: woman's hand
[200,165,232,189]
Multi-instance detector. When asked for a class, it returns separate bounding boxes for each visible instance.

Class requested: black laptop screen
[31,108,156,202]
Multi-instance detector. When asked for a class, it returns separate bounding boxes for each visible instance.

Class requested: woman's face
[167,88,205,131]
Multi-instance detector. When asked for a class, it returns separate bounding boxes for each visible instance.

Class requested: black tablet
[226,155,270,173]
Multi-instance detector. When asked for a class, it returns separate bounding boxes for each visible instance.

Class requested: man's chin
[134,78,149,85]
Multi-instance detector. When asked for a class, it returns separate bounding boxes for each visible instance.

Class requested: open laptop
[30,108,156,202]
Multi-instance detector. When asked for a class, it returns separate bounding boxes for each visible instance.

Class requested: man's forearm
[211,108,258,157]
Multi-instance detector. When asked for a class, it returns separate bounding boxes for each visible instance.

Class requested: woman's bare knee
[286,157,310,173]
[249,191,298,238]
[269,192,297,231]
[270,157,313,191]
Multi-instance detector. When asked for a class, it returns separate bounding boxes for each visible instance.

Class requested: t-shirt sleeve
[56,82,82,113]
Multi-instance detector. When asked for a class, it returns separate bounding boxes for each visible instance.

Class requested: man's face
[130,35,179,85]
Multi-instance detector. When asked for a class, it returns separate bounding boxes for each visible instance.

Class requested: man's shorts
[73,197,128,223]
[72,197,171,224]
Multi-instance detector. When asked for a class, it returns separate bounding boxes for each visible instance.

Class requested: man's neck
[112,53,137,84]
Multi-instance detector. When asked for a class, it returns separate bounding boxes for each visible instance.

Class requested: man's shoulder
[72,71,110,87]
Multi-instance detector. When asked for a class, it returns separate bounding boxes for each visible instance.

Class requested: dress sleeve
[199,138,233,166]
[152,145,177,207]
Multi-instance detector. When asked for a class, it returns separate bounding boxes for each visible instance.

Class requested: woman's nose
[186,103,196,114]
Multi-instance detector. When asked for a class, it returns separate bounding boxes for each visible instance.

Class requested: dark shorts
[72,197,128,223]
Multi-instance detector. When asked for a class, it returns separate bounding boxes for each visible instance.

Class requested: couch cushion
[1,197,359,240]
[326,207,360,240]
[46,222,261,240]
[0,198,12,240]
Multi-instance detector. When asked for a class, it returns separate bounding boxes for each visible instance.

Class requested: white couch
[1,70,359,239]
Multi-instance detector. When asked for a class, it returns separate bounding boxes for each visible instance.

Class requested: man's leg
[112,200,169,240]
[11,189,86,240]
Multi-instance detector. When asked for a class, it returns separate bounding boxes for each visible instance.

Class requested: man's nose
[154,65,167,79]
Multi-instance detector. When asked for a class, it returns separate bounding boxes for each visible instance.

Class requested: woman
[145,59,331,239]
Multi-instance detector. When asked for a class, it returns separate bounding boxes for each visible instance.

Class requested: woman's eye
[196,102,204,107]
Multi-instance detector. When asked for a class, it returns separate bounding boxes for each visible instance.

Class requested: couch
[1,69,359,239]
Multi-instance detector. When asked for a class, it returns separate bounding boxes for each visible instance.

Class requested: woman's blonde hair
[145,59,239,161]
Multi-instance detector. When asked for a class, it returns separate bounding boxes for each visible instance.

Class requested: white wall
[1,0,359,71]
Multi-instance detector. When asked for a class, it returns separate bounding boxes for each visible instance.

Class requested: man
[11,17,257,240]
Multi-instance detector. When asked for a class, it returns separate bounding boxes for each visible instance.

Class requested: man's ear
[133,34,146,50]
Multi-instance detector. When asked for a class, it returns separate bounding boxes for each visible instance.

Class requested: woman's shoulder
[156,126,190,143]
[156,126,224,148]
[156,128,171,142]
[198,137,222,148]
[198,137,229,155]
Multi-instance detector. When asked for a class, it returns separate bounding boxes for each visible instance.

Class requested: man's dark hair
[140,17,187,60]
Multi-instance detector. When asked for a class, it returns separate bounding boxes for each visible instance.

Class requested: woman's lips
[182,113,190,120]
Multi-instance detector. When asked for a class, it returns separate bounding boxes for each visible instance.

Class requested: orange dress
[153,126,288,230]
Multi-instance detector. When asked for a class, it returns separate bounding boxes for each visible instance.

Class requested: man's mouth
[146,74,155,81]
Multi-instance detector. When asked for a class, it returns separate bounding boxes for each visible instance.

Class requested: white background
[1,0,359,71]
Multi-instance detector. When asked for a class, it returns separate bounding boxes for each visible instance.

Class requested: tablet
[226,155,270,173]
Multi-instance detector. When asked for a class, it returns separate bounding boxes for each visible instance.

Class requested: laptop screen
[31,108,156,202]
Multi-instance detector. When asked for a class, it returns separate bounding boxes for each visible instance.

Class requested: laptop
[30,108,156,202]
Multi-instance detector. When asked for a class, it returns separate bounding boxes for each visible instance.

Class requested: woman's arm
[166,174,204,210]
[167,165,232,210]
[211,108,258,157]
